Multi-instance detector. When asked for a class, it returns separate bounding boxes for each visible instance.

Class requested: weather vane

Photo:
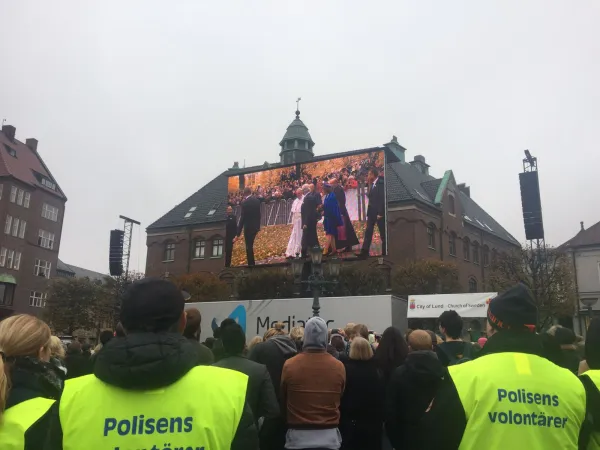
[296,97,302,118]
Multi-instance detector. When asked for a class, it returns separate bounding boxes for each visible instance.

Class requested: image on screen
[227,150,386,266]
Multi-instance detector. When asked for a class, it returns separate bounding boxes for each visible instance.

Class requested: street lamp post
[581,298,598,329]
[290,246,340,317]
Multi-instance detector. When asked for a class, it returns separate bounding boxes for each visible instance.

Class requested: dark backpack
[440,342,473,366]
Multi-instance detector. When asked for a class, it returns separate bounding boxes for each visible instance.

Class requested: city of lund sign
[407,292,497,318]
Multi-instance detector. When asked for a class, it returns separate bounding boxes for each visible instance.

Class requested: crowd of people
[2,279,600,449]
[227,153,383,207]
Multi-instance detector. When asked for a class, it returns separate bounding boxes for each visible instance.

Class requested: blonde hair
[290,326,304,342]
[344,323,356,339]
[49,336,65,360]
[248,336,263,351]
[264,322,287,340]
[349,337,373,361]
[0,315,52,415]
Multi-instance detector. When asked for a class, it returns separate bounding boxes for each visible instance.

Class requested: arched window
[483,245,490,267]
[427,223,436,249]
[448,194,456,215]
[194,239,206,259]
[473,242,480,265]
[463,238,471,261]
[449,232,457,256]
[469,277,478,293]
[164,242,175,262]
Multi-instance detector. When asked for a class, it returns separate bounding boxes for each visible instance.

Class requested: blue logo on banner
[211,305,246,333]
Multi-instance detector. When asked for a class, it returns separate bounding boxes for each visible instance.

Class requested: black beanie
[487,284,538,332]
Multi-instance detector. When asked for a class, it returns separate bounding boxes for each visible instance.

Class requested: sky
[1,0,599,273]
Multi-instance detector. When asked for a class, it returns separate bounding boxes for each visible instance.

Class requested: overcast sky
[1,1,599,273]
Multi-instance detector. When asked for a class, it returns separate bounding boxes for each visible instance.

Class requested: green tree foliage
[171,273,230,302]
[488,246,577,329]
[238,269,295,300]
[44,277,113,335]
[392,260,461,298]
[330,265,387,296]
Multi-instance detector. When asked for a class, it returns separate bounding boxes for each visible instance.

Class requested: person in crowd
[540,331,564,367]
[385,330,443,450]
[578,318,600,448]
[235,186,261,266]
[436,310,477,366]
[330,331,346,355]
[213,322,280,450]
[281,317,346,450]
[477,336,488,348]
[358,167,386,258]
[425,330,440,353]
[322,182,343,256]
[48,336,68,385]
[339,337,384,450]
[250,323,297,404]
[81,343,93,358]
[182,307,215,364]
[286,188,305,258]
[212,317,237,362]
[0,315,61,448]
[45,277,258,450]
[64,341,92,380]
[225,205,238,267]
[290,326,305,352]
[93,329,114,354]
[341,323,368,359]
[373,326,409,386]
[301,184,320,257]
[115,322,126,338]
[422,284,586,449]
[329,178,359,253]
[553,326,580,374]
[248,336,263,353]
[203,337,216,349]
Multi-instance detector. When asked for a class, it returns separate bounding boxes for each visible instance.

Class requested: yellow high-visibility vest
[450,352,586,450]
[582,369,600,450]
[0,397,55,450]
[59,365,248,450]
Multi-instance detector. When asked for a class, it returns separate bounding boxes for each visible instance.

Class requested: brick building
[0,124,67,318]
[146,112,519,291]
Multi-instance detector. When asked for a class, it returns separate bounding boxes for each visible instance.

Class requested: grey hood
[303,317,328,350]
[270,335,298,356]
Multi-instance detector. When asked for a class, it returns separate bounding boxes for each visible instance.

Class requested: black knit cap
[487,283,538,332]
[120,278,185,333]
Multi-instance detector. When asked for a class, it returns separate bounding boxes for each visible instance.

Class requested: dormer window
[41,177,56,190]
[4,145,16,158]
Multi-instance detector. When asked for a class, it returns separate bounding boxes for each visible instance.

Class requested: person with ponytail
[0,314,61,449]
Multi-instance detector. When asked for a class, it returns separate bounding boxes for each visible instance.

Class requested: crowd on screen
[228,154,383,207]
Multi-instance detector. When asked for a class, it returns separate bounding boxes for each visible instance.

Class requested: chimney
[229,161,240,170]
[581,221,585,231]
[458,183,471,198]
[26,138,38,152]
[409,154,430,175]
[2,124,16,141]
[384,135,406,163]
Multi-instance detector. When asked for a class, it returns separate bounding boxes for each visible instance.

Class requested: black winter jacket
[5,356,62,450]
[44,332,258,450]
[385,351,444,450]
[249,335,298,402]
[214,354,280,450]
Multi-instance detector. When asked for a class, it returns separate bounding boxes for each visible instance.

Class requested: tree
[392,260,462,298]
[487,246,577,329]
[171,273,230,302]
[238,269,295,300]
[44,277,112,335]
[330,265,387,296]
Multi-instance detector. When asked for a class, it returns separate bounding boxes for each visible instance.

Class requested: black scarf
[478,330,544,358]
[6,356,63,408]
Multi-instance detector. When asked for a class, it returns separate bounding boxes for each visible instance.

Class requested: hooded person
[281,317,346,450]
[44,278,258,450]
[385,330,444,450]
[422,284,586,450]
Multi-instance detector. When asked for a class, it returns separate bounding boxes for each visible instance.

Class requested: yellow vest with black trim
[59,365,248,450]
[450,352,586,450]
[0,397,55,450]
[582,369,600,450]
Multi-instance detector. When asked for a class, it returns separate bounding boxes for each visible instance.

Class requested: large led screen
[227,150,386,266]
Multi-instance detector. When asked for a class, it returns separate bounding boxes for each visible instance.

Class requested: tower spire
[296,97,301,118]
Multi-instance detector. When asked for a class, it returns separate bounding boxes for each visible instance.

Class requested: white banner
[407,292,497,318]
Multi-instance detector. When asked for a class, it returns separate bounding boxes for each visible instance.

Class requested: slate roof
[560,220,600,249]
[0,126,66,199]
[279,115,314,146]
[147,147,520,246]
[56,259,107,281]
